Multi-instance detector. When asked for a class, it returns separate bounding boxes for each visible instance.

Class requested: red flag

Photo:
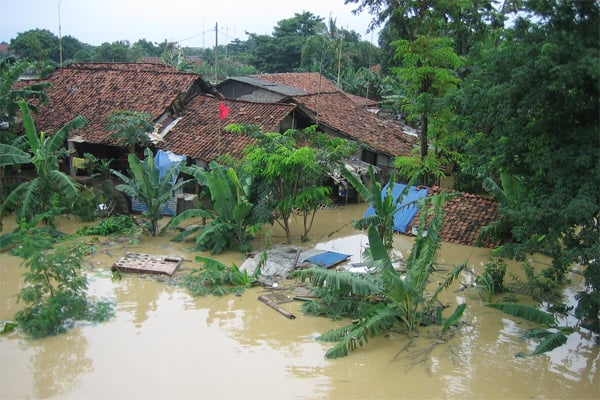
[219,103,231,120]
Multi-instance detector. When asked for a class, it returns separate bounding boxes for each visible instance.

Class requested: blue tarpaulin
[363,183,429,233]
[304,251,351,268]
[154,150,186,184]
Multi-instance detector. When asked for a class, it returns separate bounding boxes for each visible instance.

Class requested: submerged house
[27,62,218,172]
[157,96,296,167]
[217,72,417,174]
[363,183,499,248]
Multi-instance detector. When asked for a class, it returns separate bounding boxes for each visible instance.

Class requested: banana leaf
[486,303,556,326]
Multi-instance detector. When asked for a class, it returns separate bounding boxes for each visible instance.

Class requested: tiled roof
[158,96,295,162]
[249,72,379,107]
[408,187,500,248]
[290,92,416,157]
[31,63,203,145]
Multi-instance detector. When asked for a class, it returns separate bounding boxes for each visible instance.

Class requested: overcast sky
[1,0,379,47]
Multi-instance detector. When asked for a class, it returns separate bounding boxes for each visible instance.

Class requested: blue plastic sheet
[304,251,351,268]
[363,183,429,233]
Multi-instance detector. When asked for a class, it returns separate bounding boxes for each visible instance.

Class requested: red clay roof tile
[291,92,416,157]
[158,96,295,162]
[31,63,202,145]
[408,186,500,248]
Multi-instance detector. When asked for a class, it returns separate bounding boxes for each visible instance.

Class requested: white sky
[1,0,379,47]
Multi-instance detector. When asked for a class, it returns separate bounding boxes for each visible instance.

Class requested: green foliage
[486,302,569,357]
[0,211,66,256]
[507,262,561,303]
[105,110,154,154]
[9,29,60,63]
[0,101,87,226]
[72,186,105,222]
[298,193,467,358]
[77,215,138,236]
[486,303,556,326]
[391,35,463,185]
[182,256,253,297]
[340,165,405,251]
[243,127,355,244]
[15,242,114,338]
[167,161,260,254]
[111,148,189,237]
[0,56,48,130]
[458,2,599,329]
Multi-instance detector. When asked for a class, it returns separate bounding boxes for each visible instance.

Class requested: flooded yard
[1,204,598,399]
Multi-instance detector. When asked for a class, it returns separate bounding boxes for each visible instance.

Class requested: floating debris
[112,252,183,276]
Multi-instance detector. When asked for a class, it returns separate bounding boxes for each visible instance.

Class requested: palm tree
[111,148,189,237]
[0,101,87,227]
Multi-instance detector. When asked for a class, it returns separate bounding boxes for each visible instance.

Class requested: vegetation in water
[167,160,260,254]
[182,257,254,297]
[77,215,138,236]
[0,210,67,256]
[14,242,114,339]
[297,193,467,359]
[111,148,190,237]
[0,101,87,227]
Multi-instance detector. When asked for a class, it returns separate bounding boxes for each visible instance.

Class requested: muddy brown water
[1,205,598,400]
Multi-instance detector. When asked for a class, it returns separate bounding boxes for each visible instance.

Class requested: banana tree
[296,192,467,358]
[166,161,260,254]
[0,56,48,130]
[0,101,87,227]
[111,148,189,237]
[341,164,425,252]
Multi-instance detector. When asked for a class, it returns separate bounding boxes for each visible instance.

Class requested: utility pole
[58,0,63,64]
[214,22,218,84]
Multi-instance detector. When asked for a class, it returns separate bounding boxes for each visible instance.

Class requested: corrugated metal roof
[224,76,307,96]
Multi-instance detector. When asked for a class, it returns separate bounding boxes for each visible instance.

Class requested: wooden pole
[258,295,296,319]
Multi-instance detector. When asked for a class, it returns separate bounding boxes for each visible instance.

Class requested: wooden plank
[112,252,183,276]
[258,295,296,319]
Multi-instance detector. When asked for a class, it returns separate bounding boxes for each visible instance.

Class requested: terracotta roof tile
[31,63,202,145]
[290,92,416,157]
[408,186,499,248]
[158,96,295,162]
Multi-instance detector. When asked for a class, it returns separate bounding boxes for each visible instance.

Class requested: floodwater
[1,205,598,400]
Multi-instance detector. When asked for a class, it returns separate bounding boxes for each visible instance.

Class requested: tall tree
[94,41,131,62]
[392,35,463,185]
[458,1,600,330]
[248,12,326,72]
[242,126,356,244]
[9,29,60,63]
